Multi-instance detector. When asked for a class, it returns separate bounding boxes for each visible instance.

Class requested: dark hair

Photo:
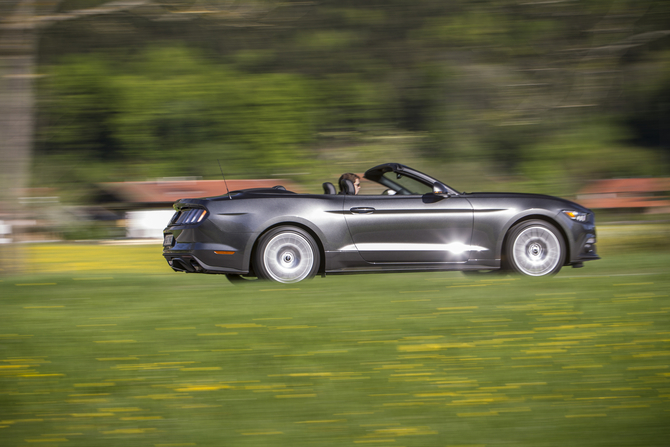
[339,173,360,183]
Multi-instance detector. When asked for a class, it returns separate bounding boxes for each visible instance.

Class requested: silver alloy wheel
[511,225,561,276]
[262,231,315,283]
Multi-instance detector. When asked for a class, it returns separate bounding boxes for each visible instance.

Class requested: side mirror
[432,182,448,195]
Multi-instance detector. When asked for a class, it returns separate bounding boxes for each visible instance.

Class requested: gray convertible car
[162,163,599,283]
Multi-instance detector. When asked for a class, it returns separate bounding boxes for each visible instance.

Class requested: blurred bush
[24,0,670,202]
[40,46,317,182]
[597,223,670,256]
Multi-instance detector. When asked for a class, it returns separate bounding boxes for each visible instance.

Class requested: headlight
[563,210,589,222]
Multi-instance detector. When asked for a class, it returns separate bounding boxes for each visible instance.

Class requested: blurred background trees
[3,0,670,201]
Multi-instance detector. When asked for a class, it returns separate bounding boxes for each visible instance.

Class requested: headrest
[338,178,356,195]
[322,182,336,194]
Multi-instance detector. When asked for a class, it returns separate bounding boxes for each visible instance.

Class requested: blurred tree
[520,120,666,197]
[28,0,670,182]
[39,46,317,184]
[0,0,298,273]
[623,49,670,162]
[0,0,152,273]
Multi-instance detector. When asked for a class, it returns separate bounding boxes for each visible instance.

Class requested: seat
[338,178,356,195]
[322,182,337,194]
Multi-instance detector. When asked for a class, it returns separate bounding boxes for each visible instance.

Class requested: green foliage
[314,74,391,131]
[30,0,670,202]
[43,56,122,158]
[39,46,317,182]
[59,220,125,241]
[294,30,361,52]
[519,121,667,196]
[621,49,670,158]
[598,224,670,255]
[330,7,388,26]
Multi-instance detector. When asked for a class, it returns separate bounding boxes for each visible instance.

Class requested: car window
[381,172,433,195]
[357,181,388,195]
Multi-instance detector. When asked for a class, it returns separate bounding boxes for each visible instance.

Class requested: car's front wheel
[253,226,320,283]
[505,220,565,276]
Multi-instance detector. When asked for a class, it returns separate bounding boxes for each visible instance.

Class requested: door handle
[350,207,375,214]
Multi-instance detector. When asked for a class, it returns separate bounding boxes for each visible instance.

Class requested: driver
[339,173,361,195]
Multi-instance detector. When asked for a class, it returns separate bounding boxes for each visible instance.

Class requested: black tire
[253,226,320,283]
[505,219,565,276]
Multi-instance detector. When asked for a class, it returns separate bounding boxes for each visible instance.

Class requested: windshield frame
[363,163,460,196]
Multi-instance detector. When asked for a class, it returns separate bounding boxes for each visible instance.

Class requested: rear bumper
[164,252,248,274]
[162,224,254,274]
[163,229,249,274]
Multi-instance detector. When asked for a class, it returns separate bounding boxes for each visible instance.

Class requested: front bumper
[571,232,599,265]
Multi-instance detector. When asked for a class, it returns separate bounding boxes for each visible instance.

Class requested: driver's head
[339,173,361,194]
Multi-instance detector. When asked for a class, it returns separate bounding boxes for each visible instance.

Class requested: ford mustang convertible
[162,163,599,283]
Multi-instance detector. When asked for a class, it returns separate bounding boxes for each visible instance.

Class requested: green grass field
[1,231,669,447]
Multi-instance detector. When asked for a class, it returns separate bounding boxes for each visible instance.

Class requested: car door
[342,193,474,263]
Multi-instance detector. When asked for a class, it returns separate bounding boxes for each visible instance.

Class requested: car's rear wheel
[505,220,565,276]
[253,226,320,283]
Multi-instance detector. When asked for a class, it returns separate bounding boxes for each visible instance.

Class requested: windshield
[380,172,433,195]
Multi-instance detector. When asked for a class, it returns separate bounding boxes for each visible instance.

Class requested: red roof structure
[576,178,670,211]
[100,179,304,206]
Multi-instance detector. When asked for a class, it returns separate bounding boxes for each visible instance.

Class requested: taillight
[172,208,208,225]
